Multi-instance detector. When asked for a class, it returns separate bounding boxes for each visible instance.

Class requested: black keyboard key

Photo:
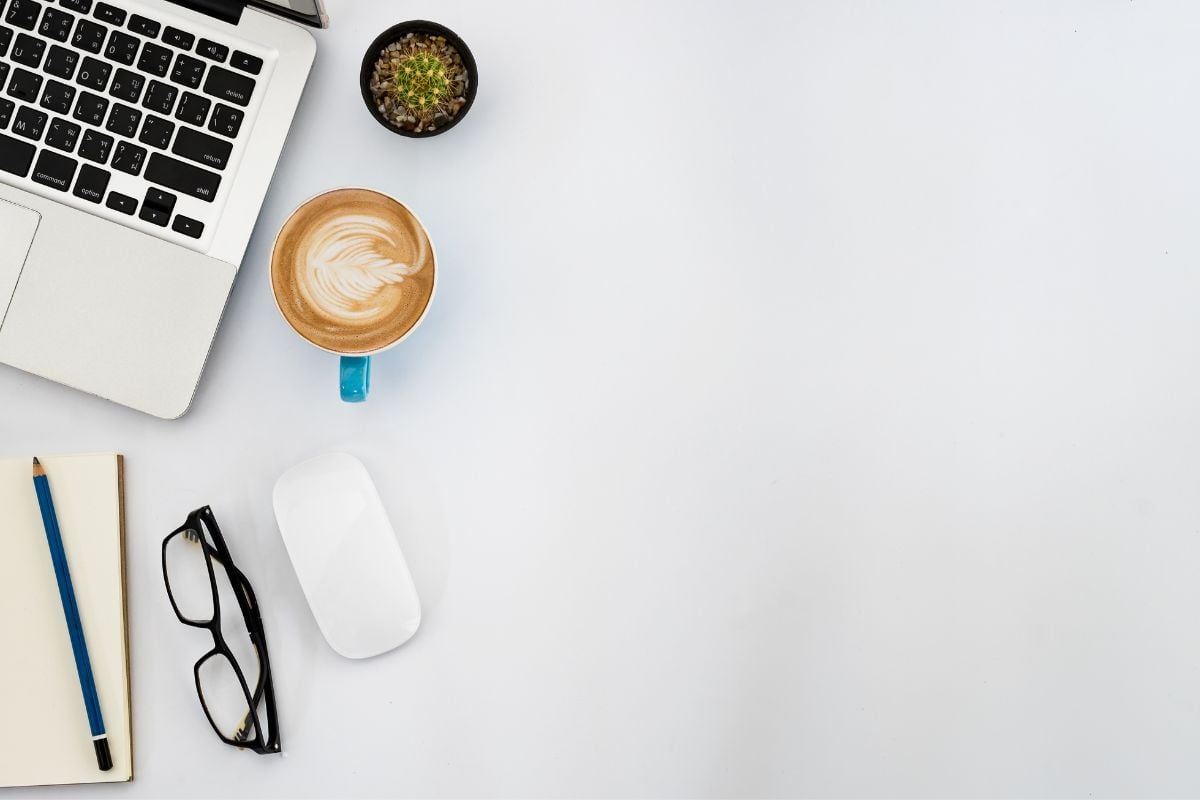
[76,56,109,90]
[202,65,253,107]
[93,2,123,26]
[135,42,172,81]
[32,148,77,190]
[230,50,261,75]
[142,78,175,114]
[138,41,171,77]
[105,29,137,65]
[172,214,203,238]
[127,14,158,38]
[0,130,35,175]
[141,186,175,224]
[108,67,143,102]
[0,98,12,129]
[71,89,106,124]
[10,32,44,67]
[196,38,226,62]
[38,6,73,41]
[174,91,208,126]
[145,152,218,201]
[72,18,105,53]
[11,104,45,140]
[170,53,204,88]
[78,127,111,162]
[45,115,79,152]
[208,102,242,138]
[39,78,74,113]
[144,186,175,212]
[60,0,91,13]
[139,204,167,225]
[72,161,108,202]
[105,190,135,213]
[6,67,42,101]
[138,113,172,149]
[31,149,77,190]
[4,0,40,31]
[0,25,11,58]
[44,44,79,79]
[172,124,229,170]
[104,101,138,136]
[111,139,144,174]
[0,62,8,90]
[162,26,191,50]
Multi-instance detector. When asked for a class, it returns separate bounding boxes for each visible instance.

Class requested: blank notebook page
[0,453,132,788]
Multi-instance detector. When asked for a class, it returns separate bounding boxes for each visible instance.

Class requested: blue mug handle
[340,356,371,402]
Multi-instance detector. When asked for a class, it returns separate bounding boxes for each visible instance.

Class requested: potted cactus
[360,21,478,138]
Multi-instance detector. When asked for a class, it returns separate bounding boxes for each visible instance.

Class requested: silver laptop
[0,0,326,418]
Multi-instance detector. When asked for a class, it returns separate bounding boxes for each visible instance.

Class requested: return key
[173,126,232,171]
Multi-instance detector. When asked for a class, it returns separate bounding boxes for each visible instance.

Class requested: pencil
[32,457,113,772]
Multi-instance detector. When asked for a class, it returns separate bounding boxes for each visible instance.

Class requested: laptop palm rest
[0,199,41,328]
[0,185,236,419]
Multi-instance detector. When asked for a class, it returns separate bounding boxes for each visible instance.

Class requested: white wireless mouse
[272,453,421,659]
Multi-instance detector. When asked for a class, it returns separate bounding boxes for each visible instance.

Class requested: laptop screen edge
[245,0,328,29]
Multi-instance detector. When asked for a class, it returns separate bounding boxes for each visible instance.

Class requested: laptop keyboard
[0,0,265,244]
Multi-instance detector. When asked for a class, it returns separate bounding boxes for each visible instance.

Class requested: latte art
[300,214,429,321]
[271,189,436,355]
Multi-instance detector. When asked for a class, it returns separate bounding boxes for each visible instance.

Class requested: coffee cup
[270,187,437,402]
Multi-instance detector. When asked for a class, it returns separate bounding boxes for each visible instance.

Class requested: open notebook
[0,454,132,788]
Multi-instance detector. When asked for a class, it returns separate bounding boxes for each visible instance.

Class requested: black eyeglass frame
[162,506,281,754]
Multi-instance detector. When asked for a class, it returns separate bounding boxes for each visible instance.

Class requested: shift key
[202,65,254,107]
[145,152,220,202]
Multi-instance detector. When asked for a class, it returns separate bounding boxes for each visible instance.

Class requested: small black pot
[360,20,478,138]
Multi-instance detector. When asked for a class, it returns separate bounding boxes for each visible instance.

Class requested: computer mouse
[272,452,421,659]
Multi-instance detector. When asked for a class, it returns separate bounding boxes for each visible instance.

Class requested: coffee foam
[272,189,435,355]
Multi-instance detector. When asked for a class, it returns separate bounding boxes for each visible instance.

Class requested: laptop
[0,0,327,418]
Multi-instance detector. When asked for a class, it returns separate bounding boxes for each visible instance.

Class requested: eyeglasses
[162,506,281,754]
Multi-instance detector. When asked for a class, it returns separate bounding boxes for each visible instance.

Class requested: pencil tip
[32,456,40,465]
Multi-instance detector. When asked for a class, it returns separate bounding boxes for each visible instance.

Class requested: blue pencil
[32,457,113,772]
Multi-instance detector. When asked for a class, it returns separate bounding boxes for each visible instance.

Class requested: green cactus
[391,50,452,119]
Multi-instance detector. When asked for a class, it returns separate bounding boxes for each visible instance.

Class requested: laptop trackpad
[0,200,40,327]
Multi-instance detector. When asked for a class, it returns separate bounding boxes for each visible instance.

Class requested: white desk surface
[6,1,1200,796]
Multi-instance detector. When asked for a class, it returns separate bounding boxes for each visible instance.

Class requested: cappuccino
[271,188,435,355]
